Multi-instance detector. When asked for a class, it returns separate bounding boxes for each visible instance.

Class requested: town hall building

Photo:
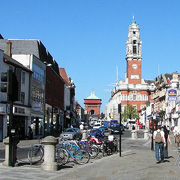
[106,17,155,124]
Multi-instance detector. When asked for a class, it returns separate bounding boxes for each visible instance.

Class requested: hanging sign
[168,89,177,101]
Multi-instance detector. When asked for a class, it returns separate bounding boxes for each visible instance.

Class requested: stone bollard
[41,136,58,171]
[143,129,149,140]
[81,130,87,140]
[3,137,19,167]
[131,130,137,139]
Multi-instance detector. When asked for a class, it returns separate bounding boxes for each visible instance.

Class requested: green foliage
[122,104,139,121]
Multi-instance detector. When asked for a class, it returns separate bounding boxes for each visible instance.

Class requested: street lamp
[151,115,156,151]
[118,103,122,157]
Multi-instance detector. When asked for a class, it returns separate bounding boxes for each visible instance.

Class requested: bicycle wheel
[28,146,44,164]
[74,149,90,165]
[56,148,69,165]
[89,145,99,159]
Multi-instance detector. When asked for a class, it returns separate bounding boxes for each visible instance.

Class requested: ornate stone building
[106,17,155,124]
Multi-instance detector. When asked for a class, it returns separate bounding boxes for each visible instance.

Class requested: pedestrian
[153,125,166,163]
[173,126,178,144]
[28,126,33,139]
[163,126,172,158]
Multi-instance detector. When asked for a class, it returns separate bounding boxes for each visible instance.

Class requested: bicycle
[28,143,69,166]
[79,140,99,159]
[28,144,44,164]
[59,139,90,165]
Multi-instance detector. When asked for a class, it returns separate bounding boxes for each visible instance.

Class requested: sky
[1,0,180,112]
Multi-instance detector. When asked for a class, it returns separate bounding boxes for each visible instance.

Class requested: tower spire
[132,16,136,24]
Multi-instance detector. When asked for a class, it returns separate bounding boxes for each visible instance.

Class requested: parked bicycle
[28,142,68,166]
[28,143,44,164]
[59,139,90,165]
[79,140,99,159]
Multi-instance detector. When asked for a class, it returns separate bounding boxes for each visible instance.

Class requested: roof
[0,39,60,75]
[85,91,101,100]
[59,68,70,85]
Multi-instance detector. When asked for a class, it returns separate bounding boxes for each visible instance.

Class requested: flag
[168,77,171,85]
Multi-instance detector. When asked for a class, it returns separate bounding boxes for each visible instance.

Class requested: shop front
[12,105,31,140]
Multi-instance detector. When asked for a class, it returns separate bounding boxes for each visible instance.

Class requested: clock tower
[126,16,142,84]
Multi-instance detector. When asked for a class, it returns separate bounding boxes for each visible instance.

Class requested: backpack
[155,131,162,143]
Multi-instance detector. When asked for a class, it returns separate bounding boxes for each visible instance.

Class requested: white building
[0,44,32,141]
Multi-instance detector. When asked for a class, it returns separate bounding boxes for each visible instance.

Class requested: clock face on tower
[132,64,138,69]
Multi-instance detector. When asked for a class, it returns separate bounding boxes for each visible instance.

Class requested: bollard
[131,130,137,139]
[2,137,19,167]
[41,136,58,171]
[143,129,149,140]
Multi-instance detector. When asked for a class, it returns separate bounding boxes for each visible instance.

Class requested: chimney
[6,40,12,57]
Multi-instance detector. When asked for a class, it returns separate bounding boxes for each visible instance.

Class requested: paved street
[0,131,180,180]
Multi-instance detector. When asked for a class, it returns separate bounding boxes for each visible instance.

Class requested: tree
[122,104,139,121]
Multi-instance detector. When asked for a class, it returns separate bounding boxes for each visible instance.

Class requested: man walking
[153,125,166,163]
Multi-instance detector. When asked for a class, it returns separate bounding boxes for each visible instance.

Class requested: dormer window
[133,31,136,36]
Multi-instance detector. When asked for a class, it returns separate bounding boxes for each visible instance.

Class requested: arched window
[90,110,95,115]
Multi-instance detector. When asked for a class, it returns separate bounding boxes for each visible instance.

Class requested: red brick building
[84,91,102,118]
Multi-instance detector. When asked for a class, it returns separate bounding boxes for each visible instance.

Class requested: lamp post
[118,103,122,157]
[151,115,156,151]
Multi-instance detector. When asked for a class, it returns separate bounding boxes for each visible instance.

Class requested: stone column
[41,136,58,171]
[131,130,137,139]
[2,137,19,167]
[143,129,149,140]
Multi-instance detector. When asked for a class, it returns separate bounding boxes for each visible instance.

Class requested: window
[133,95,136,100]
[31,87,44,103]
[133,40,136,44]
[133,46,137,54]
[20,92,25,104]
[22,71,25,84]
[32,64,45,83]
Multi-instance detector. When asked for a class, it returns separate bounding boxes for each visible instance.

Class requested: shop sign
[33,103,42,112]
[14,107,25,114]
[13,106,30,116]
[168,89,177,101]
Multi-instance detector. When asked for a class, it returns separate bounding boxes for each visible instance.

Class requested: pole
[151,118,154,151]
[8,100,13,166]
[118,104,122,157]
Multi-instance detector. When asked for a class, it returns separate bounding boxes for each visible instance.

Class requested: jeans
[155,142,164,162]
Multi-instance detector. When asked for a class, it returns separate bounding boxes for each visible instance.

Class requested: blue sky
[1,0,180,112]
